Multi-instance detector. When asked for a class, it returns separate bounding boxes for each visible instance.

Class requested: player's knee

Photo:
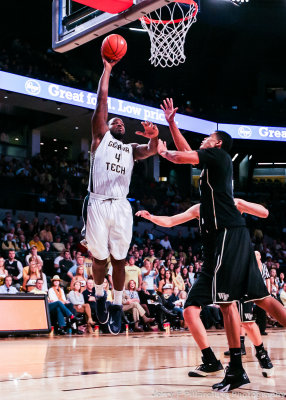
[184,305,200,322]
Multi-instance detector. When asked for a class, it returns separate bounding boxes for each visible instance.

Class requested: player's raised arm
[136,204,200,227]
[132,121,159,160]
[91,55,119,152]
[160,98,192,152]
[157,139,199,165]
[234,198,269,218]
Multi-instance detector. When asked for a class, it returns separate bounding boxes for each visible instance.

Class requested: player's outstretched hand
[157,139,168,156]
[160,98,178,123]
[136,121,159,139]
[135,210,152,220]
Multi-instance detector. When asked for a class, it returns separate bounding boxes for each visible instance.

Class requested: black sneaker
[212,366,250,392]
[108,305,123,335]
[188,357,223,377]
[95,292,109,324]
[256,349,274,378]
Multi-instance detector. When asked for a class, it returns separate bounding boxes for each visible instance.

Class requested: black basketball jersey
[197,147,245,232]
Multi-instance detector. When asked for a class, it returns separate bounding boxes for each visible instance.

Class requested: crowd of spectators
[0,207,286,335]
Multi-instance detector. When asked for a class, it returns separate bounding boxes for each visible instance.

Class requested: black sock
[255,343,264,353]
[229,348,243,370]
[240,336,245,345]
[202,347,218,363]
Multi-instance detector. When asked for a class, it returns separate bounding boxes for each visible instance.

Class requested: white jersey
[88,131,134,198]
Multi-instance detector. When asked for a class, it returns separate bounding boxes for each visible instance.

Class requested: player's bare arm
[234,198,269,218]
[131,121,159,160]
[157,139,199,165]
[136,204,200,227]
[91,55,119,152]
[137,199,267,228]
[160,98,192,152]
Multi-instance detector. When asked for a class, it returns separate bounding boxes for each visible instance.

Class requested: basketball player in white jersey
[82,53,159,334]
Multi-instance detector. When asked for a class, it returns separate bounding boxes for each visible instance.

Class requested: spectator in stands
[125,279,140,300]
[278,272,285,293]
[188,264,196,286]
[31,278,79,335]
[48,274,75,310]
[158,270,174,296]
[25,245,43,267]
[59,218,70,235]
[144,248,156,264]
[1,233,19,252]
[67,281,95,333]
[39,224,53,243]
[29,234,45,252]
[280,283,286,307]
[103,277,113,302]
[160,235,172,250]
[70,265,87,292]
[83,278,96,319]
[41,241,55,277]
[52,235,65,252]
[124,256,142,289]
[122,283,155,332]
[67,255,88,280]
[167,286,184,328]
[58,250,73,287]
[4,249,23,288]
[2,212,14,233]
[22,259,40,292]
[0,257,8,285]
[181,267,191,292]
[54,250,64,272]
[270,276,279,298]
[0,275,18,293]
[172,264,185,291]
[141,259,158,295]
[18,234,29,251]
[155,266,166,287]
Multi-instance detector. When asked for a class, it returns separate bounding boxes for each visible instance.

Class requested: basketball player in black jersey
[158,98,286,392]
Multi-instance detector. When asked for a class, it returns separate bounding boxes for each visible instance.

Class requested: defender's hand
[160,98,178,123]
[135,210,152,220]
[135,121,159,139]
[157,139,168,155]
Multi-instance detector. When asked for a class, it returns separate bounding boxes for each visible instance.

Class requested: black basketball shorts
[184,226,269,309]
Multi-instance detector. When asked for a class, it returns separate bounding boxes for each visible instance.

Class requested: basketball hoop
[140,0,198,68]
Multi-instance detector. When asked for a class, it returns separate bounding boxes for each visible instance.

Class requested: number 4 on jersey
[115,153,121,162]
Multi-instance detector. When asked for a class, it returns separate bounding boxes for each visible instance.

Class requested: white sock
[113,290,123,306]
[95,283,104,297]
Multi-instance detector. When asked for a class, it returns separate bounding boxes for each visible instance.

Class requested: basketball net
[140,0,198,68]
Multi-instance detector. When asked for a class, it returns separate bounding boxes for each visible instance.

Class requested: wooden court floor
[0,328,286,400]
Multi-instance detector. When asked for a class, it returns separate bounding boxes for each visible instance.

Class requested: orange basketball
[101,34,127,62]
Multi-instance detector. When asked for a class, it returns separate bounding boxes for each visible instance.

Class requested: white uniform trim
[212,228,227,303]
[206,169,218,230]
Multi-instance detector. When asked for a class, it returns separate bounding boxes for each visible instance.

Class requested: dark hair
[5,275,13,283]
[214,130,233,153]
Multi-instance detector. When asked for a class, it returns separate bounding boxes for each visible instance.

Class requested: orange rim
[140,0,198,25]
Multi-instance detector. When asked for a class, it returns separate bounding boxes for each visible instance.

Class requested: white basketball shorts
[83,194,133,260]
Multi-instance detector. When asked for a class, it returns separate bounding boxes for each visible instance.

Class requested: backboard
[52,0,170,52]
